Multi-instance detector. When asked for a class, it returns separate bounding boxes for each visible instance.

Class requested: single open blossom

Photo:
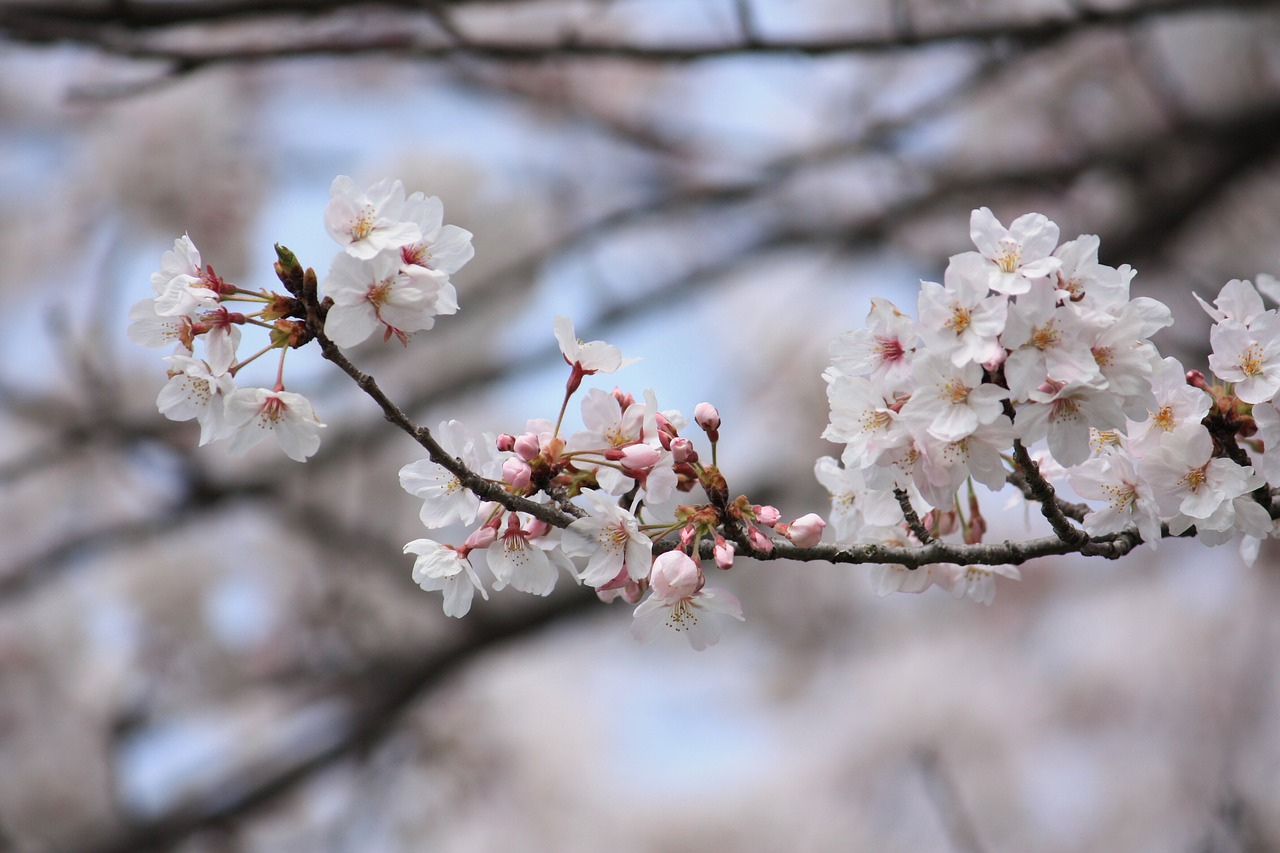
[1140,425,1259,522]
[399,420,497,529]
[129,298,194,352]
[823,373,909,467]
[1053,235,1132,312]
[959,207,1061,295]
[631,551,744,651]
[1207,313,1280,404]
[324,176,421,260]
[223,387,325,462]
[1068,452,1162,545]
[157,354,235,446]
[899,354,1008,442]
[828,298,917,394]
[1125,356,1211,457]
[151,234,222,317]
[560,490,651,587]
[398,192,475,275]
[323,252,457,347]
[485,513,566,596]
[1001,284,1102,399]
[554,315,637,376]
[916,252,1008,368]
[1016,379,1126,468]
[813,456,906,539]
[405,538,488,617]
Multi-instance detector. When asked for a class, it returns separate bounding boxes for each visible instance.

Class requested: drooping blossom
[631,551,744,651]
[223,387,325,462]
[405,538,488,617]
[156,354,235,446]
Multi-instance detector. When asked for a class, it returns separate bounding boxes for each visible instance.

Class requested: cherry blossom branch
[282,249,583,530]
[1009,439,1089,546]
[895,487,936,545]
[3,0,1272,65]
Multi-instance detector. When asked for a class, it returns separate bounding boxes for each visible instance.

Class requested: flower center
[1049,396,1080,423]
[941,379,970,405]
[1151,405,1176,432]
[350,205,376,241]
[401,243,430,266]
[859,409,893,434]
[876,337,905,362]
[665,599,697,632]
[1101,481,1138,511]
[367,277,395,308]
[946,305,971,334]
[1238,344,1265,377]
[994,239,1022,274]
[1031,320,1060,351]
[1179,464,1208,494]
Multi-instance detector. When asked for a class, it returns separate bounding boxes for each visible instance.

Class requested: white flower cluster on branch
[132,179,1280,649]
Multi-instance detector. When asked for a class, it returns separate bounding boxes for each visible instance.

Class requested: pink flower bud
[611,387,635,410]
[747,525,774,554]
[694,402,721,432]
[783,513,826,548]
[502,457,532,490]
[753,504,781,527]
[513,432,541,461]
[714,536,735,569]
[619,443,661,473]
[679,524,697,548]
[649,551,703,600]
[495,433,516,452]
[463,525,498,550]
[670,437,697,464]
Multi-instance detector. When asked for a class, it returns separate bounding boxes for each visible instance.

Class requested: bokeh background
[2,1,1280,851]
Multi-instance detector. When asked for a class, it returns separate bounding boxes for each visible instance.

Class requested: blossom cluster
[398,318,773,651]
[818,208,1279,600]
[129,177,473,461]
[133,177,1280,651]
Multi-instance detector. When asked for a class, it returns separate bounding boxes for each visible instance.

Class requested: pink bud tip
[694,402,721,432]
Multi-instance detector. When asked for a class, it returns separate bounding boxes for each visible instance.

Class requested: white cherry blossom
[828,297,917,394]
[960,207,1061,295]
[399,420,498,529]
[157,354,235,446]
[405,538,488,618]
[324,176,421,260]
[916,252,1008,367]
[398,193,475,275]
[1207,313,1280,404]
[151,234,221,317]
[224,387,325,462]
[323,252,457,347]
[554,315,637,375]
[560,490,652,587]
[1068,452,1162,545]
